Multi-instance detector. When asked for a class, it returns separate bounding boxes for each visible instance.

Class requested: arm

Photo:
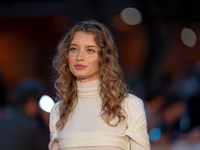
[124,94,150,150]
[49,102,60,150]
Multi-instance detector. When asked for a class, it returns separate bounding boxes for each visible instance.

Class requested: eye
[70,48,77,52]
[87,49,95,53]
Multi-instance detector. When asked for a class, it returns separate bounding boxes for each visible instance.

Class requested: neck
[76,77,100,83]
[76,79,100,98]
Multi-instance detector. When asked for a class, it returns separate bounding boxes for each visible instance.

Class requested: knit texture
[49,79,150,150]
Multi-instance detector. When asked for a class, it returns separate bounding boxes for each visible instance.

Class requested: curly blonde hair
[53,20,129,130]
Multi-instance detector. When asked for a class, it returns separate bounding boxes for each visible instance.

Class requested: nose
[76,50,85,61]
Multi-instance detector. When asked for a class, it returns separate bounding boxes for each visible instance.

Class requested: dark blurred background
[0,0,200,150]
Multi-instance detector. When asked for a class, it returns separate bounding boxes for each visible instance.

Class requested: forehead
[73,31,94,39]
[71,31,98,45]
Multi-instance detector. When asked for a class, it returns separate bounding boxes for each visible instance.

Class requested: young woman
[49,20,150,150]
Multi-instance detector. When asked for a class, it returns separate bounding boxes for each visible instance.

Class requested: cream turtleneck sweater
[49,79,150,150]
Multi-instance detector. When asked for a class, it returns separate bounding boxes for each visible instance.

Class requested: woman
[49,20,150,150]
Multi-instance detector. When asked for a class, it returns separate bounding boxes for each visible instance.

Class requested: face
[68,31,100,82]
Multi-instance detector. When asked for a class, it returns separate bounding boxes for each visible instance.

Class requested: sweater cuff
[124,129,150,150]
[49,132,58,150]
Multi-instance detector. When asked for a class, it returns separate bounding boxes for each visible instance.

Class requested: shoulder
[123,93,145,114]
[51,101,60,112]
[49,101,61,130]
[50,101,60,117]
[123,94,146,121]
[124,93,144,108]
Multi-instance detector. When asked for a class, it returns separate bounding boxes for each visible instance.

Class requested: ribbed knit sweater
[49,79,150,150]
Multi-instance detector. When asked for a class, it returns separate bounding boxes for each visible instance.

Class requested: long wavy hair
[53,20,129,130]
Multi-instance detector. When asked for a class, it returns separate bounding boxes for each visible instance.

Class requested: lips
[74,64,87,70]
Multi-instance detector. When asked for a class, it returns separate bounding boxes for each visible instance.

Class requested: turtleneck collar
[76,79,100,98]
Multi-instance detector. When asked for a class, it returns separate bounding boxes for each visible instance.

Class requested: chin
[74,74,87,79]
[72,71,86,78]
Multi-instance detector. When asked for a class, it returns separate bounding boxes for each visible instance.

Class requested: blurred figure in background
[171,89,200,150]
[160,94,186,140]
[150,93,186,150]
[0,78,48,150]
[145,86,166,131]
[0,72,6,117]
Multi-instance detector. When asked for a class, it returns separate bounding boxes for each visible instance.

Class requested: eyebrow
[70,43,98,49]
[70,44,78,47]
[86,45,98,48]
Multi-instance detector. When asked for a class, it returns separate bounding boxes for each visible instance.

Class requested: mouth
[74,64,87,70]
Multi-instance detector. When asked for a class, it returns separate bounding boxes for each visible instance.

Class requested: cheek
[68,54,75,74]
[68,53,75,66]
[88,55,100,68]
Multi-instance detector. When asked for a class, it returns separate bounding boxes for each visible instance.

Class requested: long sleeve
[49,102,60,150]
[124,94,150,150]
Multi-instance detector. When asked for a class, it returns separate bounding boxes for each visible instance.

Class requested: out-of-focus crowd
[0,78,49,150]
[143,62,200,150]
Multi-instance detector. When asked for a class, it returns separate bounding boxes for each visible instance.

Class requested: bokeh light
[120,7,142,25]
[181,28,196,47]
[149,127,162,142]
[39,95,55,113]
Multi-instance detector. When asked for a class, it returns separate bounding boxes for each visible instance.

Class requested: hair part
[53,20,129,130]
